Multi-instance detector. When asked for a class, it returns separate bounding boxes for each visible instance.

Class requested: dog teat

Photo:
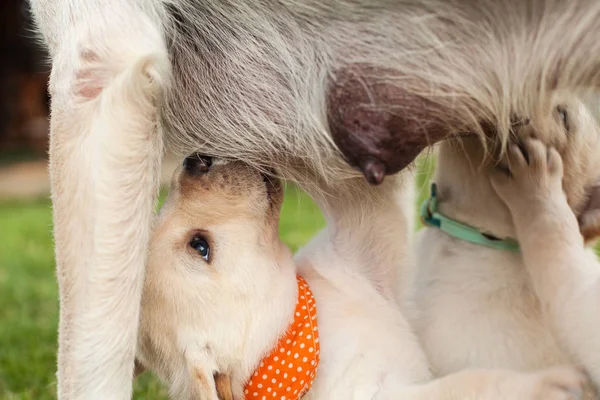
[327,65,452,185]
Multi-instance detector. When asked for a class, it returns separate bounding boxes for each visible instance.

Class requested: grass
[0,183,328,399]
[0,148,41,167]
[0,198,58,399]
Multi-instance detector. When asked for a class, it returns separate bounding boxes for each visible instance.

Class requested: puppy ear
[214,372,234,400]
[579,184,600,243]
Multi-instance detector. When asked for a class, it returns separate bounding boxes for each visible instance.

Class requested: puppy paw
[518,366,587,400]
[490,137,566,218]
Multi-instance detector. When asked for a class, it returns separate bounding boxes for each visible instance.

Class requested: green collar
[420,183,520,253]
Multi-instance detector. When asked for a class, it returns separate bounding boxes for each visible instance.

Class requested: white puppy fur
[413,96,600,399]
[27,0,600,397]
[138,156,586,399]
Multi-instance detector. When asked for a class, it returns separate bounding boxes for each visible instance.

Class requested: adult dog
[29,0,600,398]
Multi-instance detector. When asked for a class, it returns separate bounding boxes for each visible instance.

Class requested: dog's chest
[413,230,569,375]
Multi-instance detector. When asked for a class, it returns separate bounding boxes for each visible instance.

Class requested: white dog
[135,153,586,399]
[413,96,600,399]
[28,0,600,397]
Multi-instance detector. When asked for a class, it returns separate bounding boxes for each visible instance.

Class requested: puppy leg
[398,367,586,400]
[45,10,169,398]
[491,138,600,386]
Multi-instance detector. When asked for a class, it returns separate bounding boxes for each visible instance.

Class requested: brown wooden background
[0,0,50,158]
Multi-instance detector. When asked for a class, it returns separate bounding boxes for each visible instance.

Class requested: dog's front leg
[45,14,170,398]
[491,138,600,386]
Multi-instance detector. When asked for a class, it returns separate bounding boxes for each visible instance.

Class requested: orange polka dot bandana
[244,275,320,399]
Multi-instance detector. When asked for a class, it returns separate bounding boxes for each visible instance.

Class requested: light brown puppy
[137,156,292,399]
[414,95,600,399]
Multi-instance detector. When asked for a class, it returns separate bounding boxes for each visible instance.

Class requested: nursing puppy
[137,154,586,399]
[413,97,600,398]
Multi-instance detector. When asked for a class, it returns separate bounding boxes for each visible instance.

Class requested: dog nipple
[361,158,386,185]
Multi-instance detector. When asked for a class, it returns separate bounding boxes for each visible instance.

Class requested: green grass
[0,184,326,399]
[0,149,41,167]
[0,197,58,399]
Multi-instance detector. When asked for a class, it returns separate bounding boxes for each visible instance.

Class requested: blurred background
[0,2,433,398]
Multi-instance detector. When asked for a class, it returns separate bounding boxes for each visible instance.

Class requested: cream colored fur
[41,11,169,398]
[413,97,600,399]
[27,0,600,398]
[138,159,586,399]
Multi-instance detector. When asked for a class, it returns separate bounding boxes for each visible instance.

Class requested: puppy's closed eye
[557,105,570,134]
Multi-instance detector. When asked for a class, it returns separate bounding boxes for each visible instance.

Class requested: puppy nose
[182,154,212,176]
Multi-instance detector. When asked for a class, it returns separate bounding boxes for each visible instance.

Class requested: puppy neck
[244,275,320,399]
[433,138,517,241]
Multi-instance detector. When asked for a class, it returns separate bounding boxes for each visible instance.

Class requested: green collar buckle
[420,183,520,253]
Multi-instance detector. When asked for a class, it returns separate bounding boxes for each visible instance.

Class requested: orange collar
[244,275,320,399]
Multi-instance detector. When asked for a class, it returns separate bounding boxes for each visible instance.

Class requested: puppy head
[138,155,297,397]
[510,95,600,243]
[167,154,285,238]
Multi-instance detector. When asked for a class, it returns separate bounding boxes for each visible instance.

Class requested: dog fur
[137,156,587,399]
[413,96,600,399]
[27,0,600,397]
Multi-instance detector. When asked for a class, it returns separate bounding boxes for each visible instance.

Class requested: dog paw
[517,366,587,400]
[490,137,565,216]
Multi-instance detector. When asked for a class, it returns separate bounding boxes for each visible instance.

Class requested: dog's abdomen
[161,0,600,186]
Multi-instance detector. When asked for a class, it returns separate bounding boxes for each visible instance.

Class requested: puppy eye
[189,235,210,261]
[557,106,569,133]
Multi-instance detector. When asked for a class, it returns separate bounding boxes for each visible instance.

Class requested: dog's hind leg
[394,367,587,400]
[35,3,170,397]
